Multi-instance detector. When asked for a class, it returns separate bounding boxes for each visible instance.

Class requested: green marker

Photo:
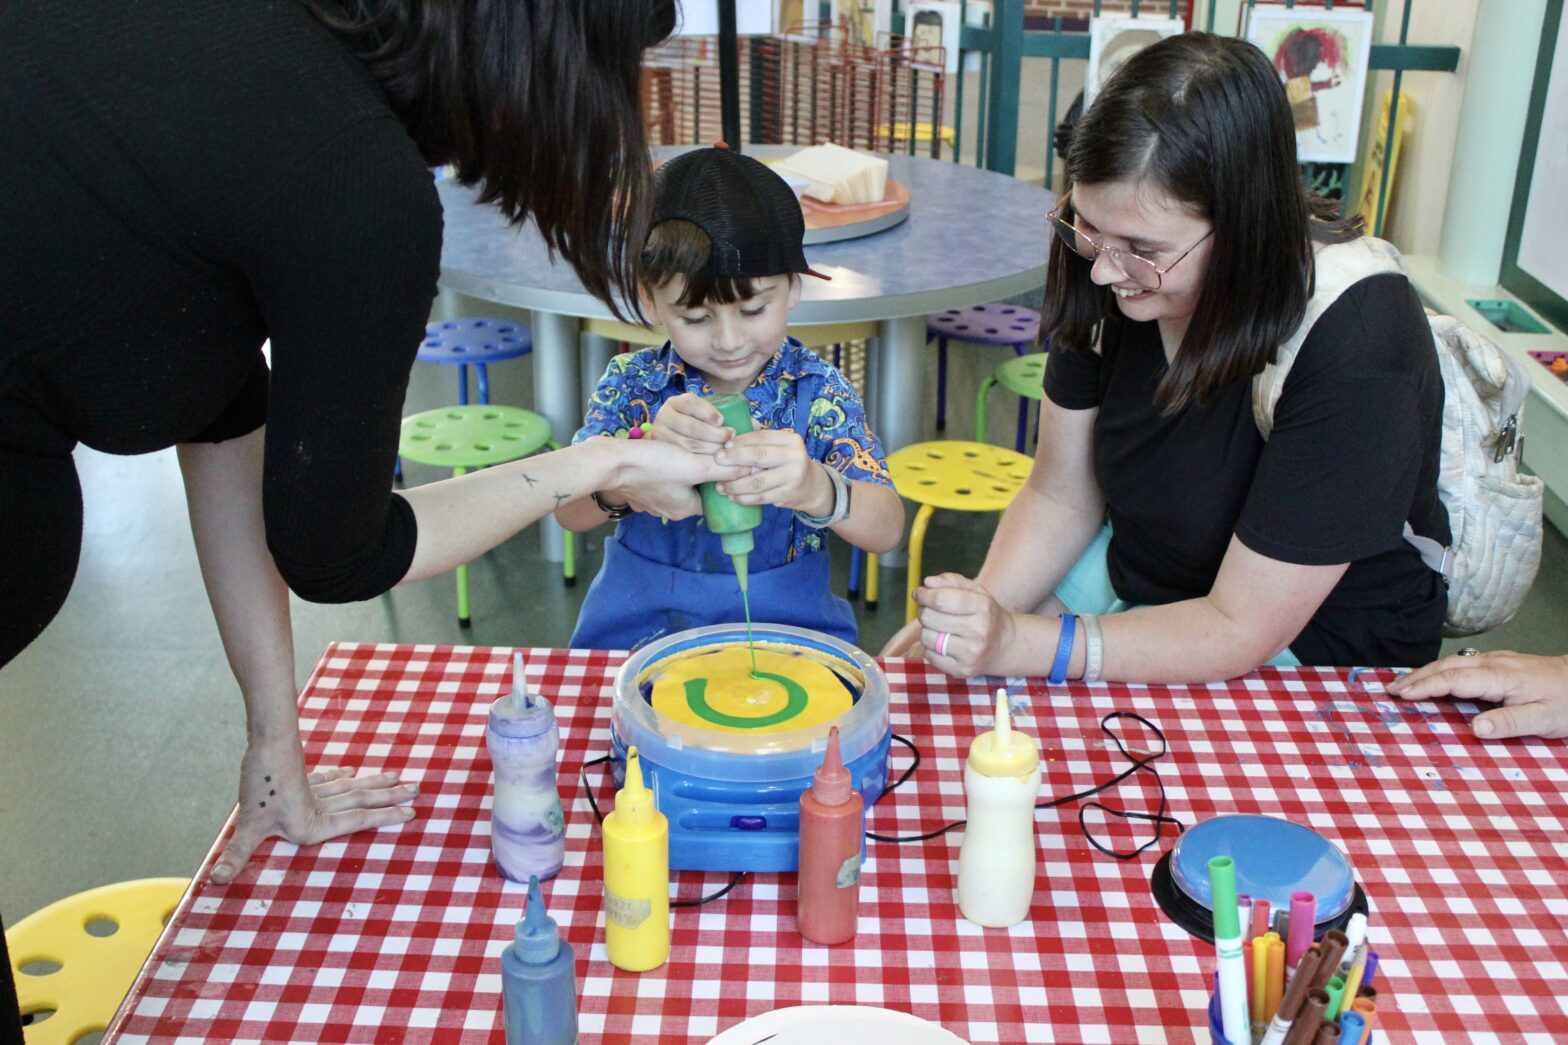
[1209,856,1249,1045]
[698,393,762,674]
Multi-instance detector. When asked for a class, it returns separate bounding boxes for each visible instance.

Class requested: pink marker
[1286,891,1316,972]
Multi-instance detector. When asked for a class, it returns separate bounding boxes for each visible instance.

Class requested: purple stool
[418,318,533,406]
[927,303,1041,431]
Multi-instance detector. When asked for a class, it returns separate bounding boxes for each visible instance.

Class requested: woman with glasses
[885,32,1447,683]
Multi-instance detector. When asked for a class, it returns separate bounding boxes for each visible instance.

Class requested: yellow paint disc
[647,645,854,735]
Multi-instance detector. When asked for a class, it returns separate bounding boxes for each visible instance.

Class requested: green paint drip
[732,553,757,677]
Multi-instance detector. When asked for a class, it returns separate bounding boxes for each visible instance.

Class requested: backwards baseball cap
[650,143,829,280]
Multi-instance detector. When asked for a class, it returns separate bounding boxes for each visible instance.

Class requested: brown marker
[1281,987,1331,1045]
[1312,1020,1342,1044]
[1259,946,1324,1045]
[1312,930,1349,991]
[1356,984,1377,1001]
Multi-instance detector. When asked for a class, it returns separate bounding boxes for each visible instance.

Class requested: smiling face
[643,273,802,393]
[1070,178,1215,357]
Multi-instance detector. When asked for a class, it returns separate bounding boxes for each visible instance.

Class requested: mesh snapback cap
[651,143,829,280]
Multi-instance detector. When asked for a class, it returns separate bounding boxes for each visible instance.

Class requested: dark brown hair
[640,220,767,308]
[315,0,677,317]
[1045,32,1360,412]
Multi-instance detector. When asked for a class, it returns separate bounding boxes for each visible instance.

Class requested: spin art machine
[610,624,891,872]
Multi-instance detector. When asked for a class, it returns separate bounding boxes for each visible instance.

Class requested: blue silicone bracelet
[1049,613,1077,685]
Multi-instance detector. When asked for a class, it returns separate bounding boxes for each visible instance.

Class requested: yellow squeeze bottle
[602,746,670,972]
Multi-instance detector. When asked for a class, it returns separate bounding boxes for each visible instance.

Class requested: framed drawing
[1245,6,1374,164]
[907,1,962,74]
[1503,0,1568,332]
[1084,17,1185,106]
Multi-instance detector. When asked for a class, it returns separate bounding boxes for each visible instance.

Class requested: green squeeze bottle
[700,393,763,672]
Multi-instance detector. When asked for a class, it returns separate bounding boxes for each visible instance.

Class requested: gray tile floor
[4,330,1566,928]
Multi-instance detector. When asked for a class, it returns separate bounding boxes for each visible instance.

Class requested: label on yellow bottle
[605,889,651,930]
[836,853,861,889]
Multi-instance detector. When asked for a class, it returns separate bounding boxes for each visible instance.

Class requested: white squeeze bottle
[956,689,1042,927]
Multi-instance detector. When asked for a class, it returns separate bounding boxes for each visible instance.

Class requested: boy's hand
[650,393,732,455]
[715,430,834,515]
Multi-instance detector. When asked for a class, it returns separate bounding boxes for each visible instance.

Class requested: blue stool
[419,318,533,406]
[928,304,1041,431]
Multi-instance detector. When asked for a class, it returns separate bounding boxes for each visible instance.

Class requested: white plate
[705,1005,969,1045]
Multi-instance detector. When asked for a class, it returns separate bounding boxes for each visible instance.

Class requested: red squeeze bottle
[796,726,864,945]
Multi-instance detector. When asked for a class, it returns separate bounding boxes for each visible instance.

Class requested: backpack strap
[1251,236,1408,438]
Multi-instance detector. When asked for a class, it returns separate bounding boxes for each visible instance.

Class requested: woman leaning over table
[884,32,1448,683]
[0,1,740,1029]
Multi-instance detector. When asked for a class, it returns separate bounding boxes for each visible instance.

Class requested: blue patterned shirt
[573,338,893,568]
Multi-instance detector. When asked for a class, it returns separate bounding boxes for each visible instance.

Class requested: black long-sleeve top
[0,0,439,602]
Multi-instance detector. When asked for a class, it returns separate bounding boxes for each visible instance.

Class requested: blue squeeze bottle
[501,874,579,1045]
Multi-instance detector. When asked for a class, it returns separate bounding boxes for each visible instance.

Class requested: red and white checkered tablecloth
[105,643,1568,1044]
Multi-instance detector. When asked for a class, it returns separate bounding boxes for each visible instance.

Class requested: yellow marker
[1251,935,1270,1031]
[1264,935,1285,1021]
[602,747,670,971]
[1340,943,1368,1013]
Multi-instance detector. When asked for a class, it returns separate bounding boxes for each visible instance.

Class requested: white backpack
[1251,236,1544,637]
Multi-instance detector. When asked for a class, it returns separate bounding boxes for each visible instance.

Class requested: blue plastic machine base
[609,724,891,872]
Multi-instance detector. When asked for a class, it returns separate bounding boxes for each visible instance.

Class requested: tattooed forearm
[520,472,539,487]
[553,491,571,509]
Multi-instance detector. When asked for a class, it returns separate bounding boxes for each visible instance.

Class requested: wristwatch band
[795,464,851,528]
[591,490,632,520]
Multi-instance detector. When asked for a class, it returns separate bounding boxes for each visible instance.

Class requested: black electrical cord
[577,752,749,908]
[866,710,1184,854]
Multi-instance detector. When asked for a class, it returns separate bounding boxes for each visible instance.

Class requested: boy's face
[643,273,802,394]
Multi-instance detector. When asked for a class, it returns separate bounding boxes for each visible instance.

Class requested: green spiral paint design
[684,672,809,729]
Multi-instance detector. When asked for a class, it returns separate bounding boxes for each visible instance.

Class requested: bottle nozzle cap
[967,689,1039,778]
[512,651,533,710]
[613,747,658,826]
[516,874,562,963]
[810,726,854,805]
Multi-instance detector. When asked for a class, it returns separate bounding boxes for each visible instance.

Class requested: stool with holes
[7,877,188,1045]
[398,405,575,627]
[859,441,1031,622]
[976,352,1048,452]
[419,317,533,406]
[927,303,1041,432]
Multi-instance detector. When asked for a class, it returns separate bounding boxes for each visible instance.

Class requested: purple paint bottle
[487,653,566,882]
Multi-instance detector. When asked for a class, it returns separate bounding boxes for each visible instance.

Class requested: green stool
[398,405,575,627]
[975,352,1047,453]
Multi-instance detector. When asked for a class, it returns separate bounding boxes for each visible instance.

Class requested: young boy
[556,146,905,651]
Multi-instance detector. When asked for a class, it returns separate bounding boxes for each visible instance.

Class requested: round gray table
[438,146,1053,559]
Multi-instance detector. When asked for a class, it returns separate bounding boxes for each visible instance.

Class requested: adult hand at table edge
[1385,650,1568,741]
[880,618,927,660]
[211,738,418,884]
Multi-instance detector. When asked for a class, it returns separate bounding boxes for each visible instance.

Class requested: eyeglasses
[1047,189,1213,291]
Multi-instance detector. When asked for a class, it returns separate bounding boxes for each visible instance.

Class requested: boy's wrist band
[1048,612,1078,684]
[1079,612,1104,683]
[795,464,851,528]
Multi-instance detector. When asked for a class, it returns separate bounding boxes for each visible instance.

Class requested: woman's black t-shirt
[1043,272,1448,667]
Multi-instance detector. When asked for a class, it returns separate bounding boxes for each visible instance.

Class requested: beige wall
[1374,0,1479,255]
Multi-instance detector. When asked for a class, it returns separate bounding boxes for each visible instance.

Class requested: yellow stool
[866,441,1031,623]
[7,877,188,1044]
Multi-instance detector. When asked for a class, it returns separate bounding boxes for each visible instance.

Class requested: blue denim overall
[569,379,856,651]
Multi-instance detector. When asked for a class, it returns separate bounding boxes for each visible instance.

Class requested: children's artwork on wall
[1355,91,1414,236]
[834,0,892,48]
[906,1,962,74]
[1245,6,1374,164]
[1085,17,1186,106]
